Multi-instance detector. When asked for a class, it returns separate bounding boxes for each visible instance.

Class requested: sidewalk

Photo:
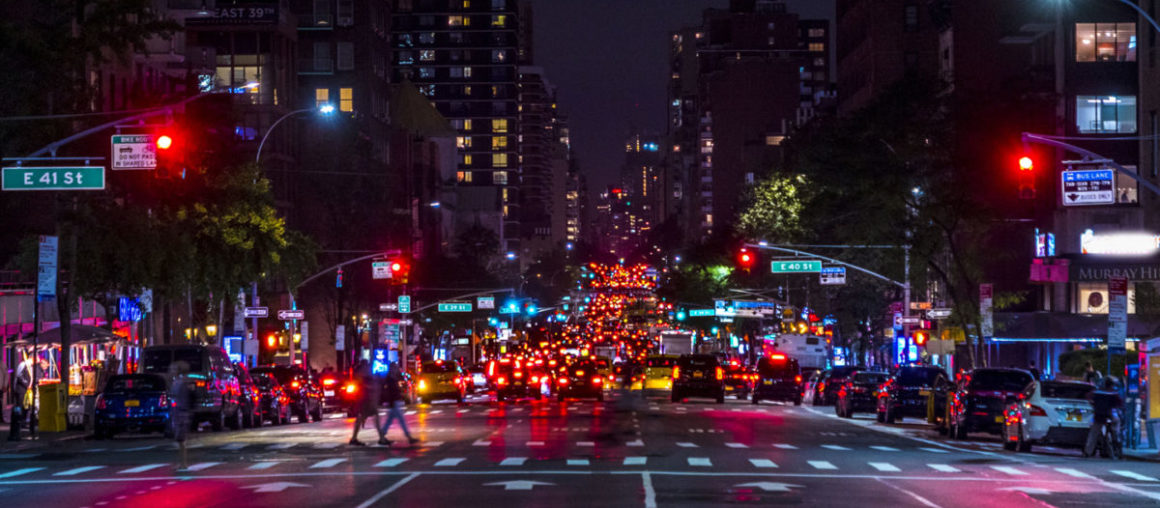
[1,404,89,446]
[1125,432,1160,462]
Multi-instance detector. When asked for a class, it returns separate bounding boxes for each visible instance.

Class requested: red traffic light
[737,248,755,270]
[1018,156,1033,171]
[390,261,403,272]
[914,330,929,346]
[156,134,174,150]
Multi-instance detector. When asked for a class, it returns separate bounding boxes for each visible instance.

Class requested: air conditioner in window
[338,16,353,26]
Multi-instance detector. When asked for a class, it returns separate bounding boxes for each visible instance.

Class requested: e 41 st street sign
[438,302,472,312]
[2,166,106,191]
[771,260,823,273]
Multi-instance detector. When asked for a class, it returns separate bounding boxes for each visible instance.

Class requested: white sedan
[1002,380,1095,452]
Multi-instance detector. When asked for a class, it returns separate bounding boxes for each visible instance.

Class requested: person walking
[168,361,195,470]
[380,362,418,447]
[1083,361,1103,384]
[349,361,386,446]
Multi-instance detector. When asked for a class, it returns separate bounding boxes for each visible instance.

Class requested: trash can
[38,383,68,432]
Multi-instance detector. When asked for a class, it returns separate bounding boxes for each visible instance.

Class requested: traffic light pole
[1022,132,1160,199]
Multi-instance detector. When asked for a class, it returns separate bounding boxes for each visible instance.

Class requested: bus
[762,334,828,369]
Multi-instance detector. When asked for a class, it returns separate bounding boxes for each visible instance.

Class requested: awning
[8,324,123,347]
[991,312,1160,342]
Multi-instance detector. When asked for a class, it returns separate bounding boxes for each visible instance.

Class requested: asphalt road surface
[2,391,1158,507]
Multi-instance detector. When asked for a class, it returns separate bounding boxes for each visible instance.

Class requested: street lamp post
[254,104,335,163]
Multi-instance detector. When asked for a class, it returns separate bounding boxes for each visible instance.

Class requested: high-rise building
[621,132,665,235]
[836,0,940,115]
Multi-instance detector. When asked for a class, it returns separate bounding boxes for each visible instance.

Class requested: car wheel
[557,393,565,402]
[496,393,505,403]
[716,393,725,404]
[597,391,605,402]
[228,408,243,430]
[457,394,465,404]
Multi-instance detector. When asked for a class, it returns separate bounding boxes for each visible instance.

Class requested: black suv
[752,354,802,405]
[671,354,725,403]
[939,368,1034,439]
[877,365,948,423]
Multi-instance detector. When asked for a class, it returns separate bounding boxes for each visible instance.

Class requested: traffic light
[387,258,410,284]
[913,330,929,347]
[737,247,755,272]
[676,310,687,321]
[1017,155,1035,200]
[153,129,185,178]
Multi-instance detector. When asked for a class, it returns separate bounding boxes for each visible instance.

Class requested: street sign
[819,266,846,285]
[771,259,822,273]
[1108,277,1127,350]
[277,309,305,320]
[111,134,157,170]
[926,308,952,320]
[980,283,994,338]
[37,235,58,300]
[1061,169,1115,206]
[398,295,411,313]
[438,302,472,312]
[477,296,495,309]
[687,309,715,317]
[892,314,920,327]
[243,307,269,318]
[2,166,105,191]
[910,301,932,310]
[379,303,398,312]
[372,261,391,279]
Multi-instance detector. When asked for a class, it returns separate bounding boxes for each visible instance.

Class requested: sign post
[979,283,994,340]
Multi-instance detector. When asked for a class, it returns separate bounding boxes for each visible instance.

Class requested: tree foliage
[735,173,810,243]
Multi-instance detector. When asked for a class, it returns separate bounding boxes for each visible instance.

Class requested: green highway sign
[770,260,823,273]
[687,309,715,317]
[438,302,472,312]
[3,166,106,191]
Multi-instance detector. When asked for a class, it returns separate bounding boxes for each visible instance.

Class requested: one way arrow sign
[483,480,556,491]
[734,482,803,492]
[241,481,310,493]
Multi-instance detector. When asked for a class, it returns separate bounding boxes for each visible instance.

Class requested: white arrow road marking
[870,446,899,452]
[821,445,851,451]
[310,459,347,469]
[869,462,900,472]
[241,481,310,493]
[808,461,837,470]
[500,457,527,466]
[54,466,105,476]
[248,462,283,471]
[773,444,798,450]
[374,458,409,468]
[734,482,802,492]
[484,480,555,491]
[998,486,1055,495]
[1111,470,1159,482]
[928,464,960,473]
[184,462,220,472]
[119,464,165,474]
[434,458,465,467]
[725,443,748,449]
[1055,468,1096,479]
[688,457,712,467]
[623,457,647,466]
[990,466,1027,476]
[676,442,698,448]
[0,468,43,479]
[749,459,778,468]
[567,459,590,466]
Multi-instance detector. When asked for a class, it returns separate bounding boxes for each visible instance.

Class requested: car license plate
[1067,411,1083,422]
[324,390,334,397]
[124,400,140,407]
[764,380,773,385]
[918,390,930,396]
[693,372,704,379]
[994,415,1004,423]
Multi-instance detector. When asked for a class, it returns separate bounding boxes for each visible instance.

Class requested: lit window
[464,66,473,78]
[1075,23,1136,62]
[808,28,825,38]
[492,119,508,133]
[457,171,472,183]
[420,49,436,61]
[339,87,353,112]
[449,15,469,27]
[464,85,472,96]
[493,153,508,167]
[491,85,499,97]
[462,0,470,7]
[464,119,473,131]
[419,32,435,44]
[464,154,473,165]
[1076,95,1137,133]
[493,171,508,184]
[492,15,507,27]
[456,136,467,149]
[491,50,506,63]
[314,88,329,108]
[492,136,508,149]
[808,42,824,52]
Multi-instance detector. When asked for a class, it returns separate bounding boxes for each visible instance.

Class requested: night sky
[528,0,835,191]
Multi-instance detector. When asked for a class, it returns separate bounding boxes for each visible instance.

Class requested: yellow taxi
[642,354,680,393]
[593,356,613,387]
[415,360,466,404]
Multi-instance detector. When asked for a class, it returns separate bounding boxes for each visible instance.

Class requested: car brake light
[322,378,336,386]
[418,380,428,390]
[158,394,170,408]
[576,370,585,376]
[498,376,507,385]
[291,381,300,389]
[344,383,357,394]
[194,380,206,389]
[1028,405,1047,417]
[818,382,825,392]
[558,377,569,385]
[716,367,724,381]
[592,377,602,385]
[488,361,496,378]
[771,353,786,360]
[672,366,680,379]
[531,376,539,383]
[794,375,802,383]
[96,395,107,410]
[514,371,524,378]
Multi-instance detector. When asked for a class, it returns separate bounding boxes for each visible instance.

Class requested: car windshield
[968,370,1033,391]
[646,357,675,367]
[897,368,943,386]
[106,375,166,393]
[1040,382,1095,400]
[854,372,889,385]
[141,348,203,373]
[756,357,798,377]
[422,362,456,373]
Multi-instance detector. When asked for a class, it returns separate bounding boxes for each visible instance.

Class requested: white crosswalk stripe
[248,462,282,470]
[434,458,466,467]
[749,459,778,468]
[869,446,899,452]
[821,445,851,451]
[119,464,165,474]
[773,443,798,449]
[374,458,409,468]
[725,443,748,449]
[869,462,900,472]
[1111,470,1159,482]
[919,447,950,454]
[267,443,296,450]
[500,457,527,466]
[623,457,647,466]
[687,457,712,467]
[314,442,343,449]
[990,466,1027,476]
[0,468,44,479]
[421,441,445,448]
[626,439,645,447]
[54,466,105,476]
[1055,468,1096,479]
[184,462,220,472]
[567,459,590,466]
[311,458,347,469]
[928,464,960,473]
[676,442,698,448]
[808,461,837,470]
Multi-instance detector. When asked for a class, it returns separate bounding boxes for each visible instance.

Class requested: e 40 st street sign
[438,302,472,312]
[2,166,106,191]
[771,260,823,273]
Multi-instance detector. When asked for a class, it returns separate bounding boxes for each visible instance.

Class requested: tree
[735,173,810,243]
[453,222,500,269]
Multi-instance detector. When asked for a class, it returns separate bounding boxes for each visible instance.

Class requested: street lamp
[255,104,336,163]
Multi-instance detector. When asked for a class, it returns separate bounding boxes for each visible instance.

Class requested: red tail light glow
[1028,405,1047,417]
[531,376,539,383]
[592,377,602,385]
[794,375,802,383]
[158,394,170,408]
[771,353,787,361]
[497,376,508,386]
[344,383,357,394]
[716,367,724,381]
[558,377,569,385]
[322,378,336,386]
[672,366,680,379]
[291,381,300,389]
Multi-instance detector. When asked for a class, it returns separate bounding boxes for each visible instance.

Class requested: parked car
[752,354,802,405]
[415,360,467,404]
[555,359,605,401]
[1001,380,1096,452]
[250,365,323,423]
[940,368,1035,439]
[818,366,864,406]
[140,345,241,431]
[876,365,949,423]
[233,363,264,429]
[253,374,291,425]
[94,374,171,438]
[671,354,725,403]
[643,355,680,393]
[836,371,890,418]
[723,360,755,399]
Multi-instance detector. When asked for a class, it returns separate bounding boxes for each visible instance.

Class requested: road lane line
[500,457,527,466]
[623,457,647,466]
[688,457,712,467]
[526,441,545,447]
[355,472,420,508]
[874,477,944,508]
[118,464,165,474]
[0,468,43,479]
[54,466,105,476]
[311,459,347,469]
[567,459,590,466]
[928,464,960,473]
[421,441,444,448]
[248,462,283,470]
[869,462,901,472]
[1111,470,1159,482]
[676,442,698,448]
[772,444,798,449]
[642,471,658,508]
[577,441,595,447]
[473,439,491,446]
[870,446,899,452]
[821,445,851,451]
[374,458,409,468]
[434,458,465,467]
[919,447,949,454]
[808,461,837,470]
[220,443,247,451]
[267,443,296,450]
[185,462,220,472]
[1055,468,1096,479]
[725,443,748,449]
[989,466,1027,476]
[627,439,644,447]
[749,459,778,468]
